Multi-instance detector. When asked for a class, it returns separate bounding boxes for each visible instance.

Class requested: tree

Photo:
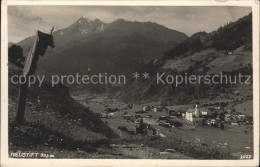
[136,117,146,135]
[219,113,225,121]
[8,45,25,62]
[191,38,202,53]
[220,123,224,130]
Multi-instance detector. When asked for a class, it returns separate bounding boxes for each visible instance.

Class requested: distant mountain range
[117,13,253,104]
[17,17,187,77]
[12,13,252,104]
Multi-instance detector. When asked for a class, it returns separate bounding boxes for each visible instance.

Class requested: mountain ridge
[116,13,252,104]
[14,17,188,91]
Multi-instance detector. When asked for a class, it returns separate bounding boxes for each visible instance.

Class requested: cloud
[8,6,251,43]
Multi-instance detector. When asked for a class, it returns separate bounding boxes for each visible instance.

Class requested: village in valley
[74,94,253,158]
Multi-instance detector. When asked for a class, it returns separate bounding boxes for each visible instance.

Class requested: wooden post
[15,28,54,125]
[16,75,29,125]
[15,31,37,125]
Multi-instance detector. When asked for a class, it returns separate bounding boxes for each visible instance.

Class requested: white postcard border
[1,1,259,167]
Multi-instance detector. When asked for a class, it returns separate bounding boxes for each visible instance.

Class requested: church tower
[194,104,200,117]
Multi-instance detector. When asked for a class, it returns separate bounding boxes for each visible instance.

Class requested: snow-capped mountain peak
[73,17,105,34]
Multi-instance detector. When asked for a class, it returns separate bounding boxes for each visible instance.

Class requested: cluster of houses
[181,104,252,126]
[142,105,164,113]
[100,101,252,134]
[138,103,252,127]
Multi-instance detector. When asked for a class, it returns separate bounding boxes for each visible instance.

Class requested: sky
[8,6,251,43]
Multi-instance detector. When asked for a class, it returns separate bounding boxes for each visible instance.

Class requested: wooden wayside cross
[16,28,55,125]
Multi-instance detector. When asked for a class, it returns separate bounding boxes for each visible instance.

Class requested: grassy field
[8,68,120,158]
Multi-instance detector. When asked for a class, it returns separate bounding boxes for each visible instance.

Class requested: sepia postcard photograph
[1,0,259,166]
